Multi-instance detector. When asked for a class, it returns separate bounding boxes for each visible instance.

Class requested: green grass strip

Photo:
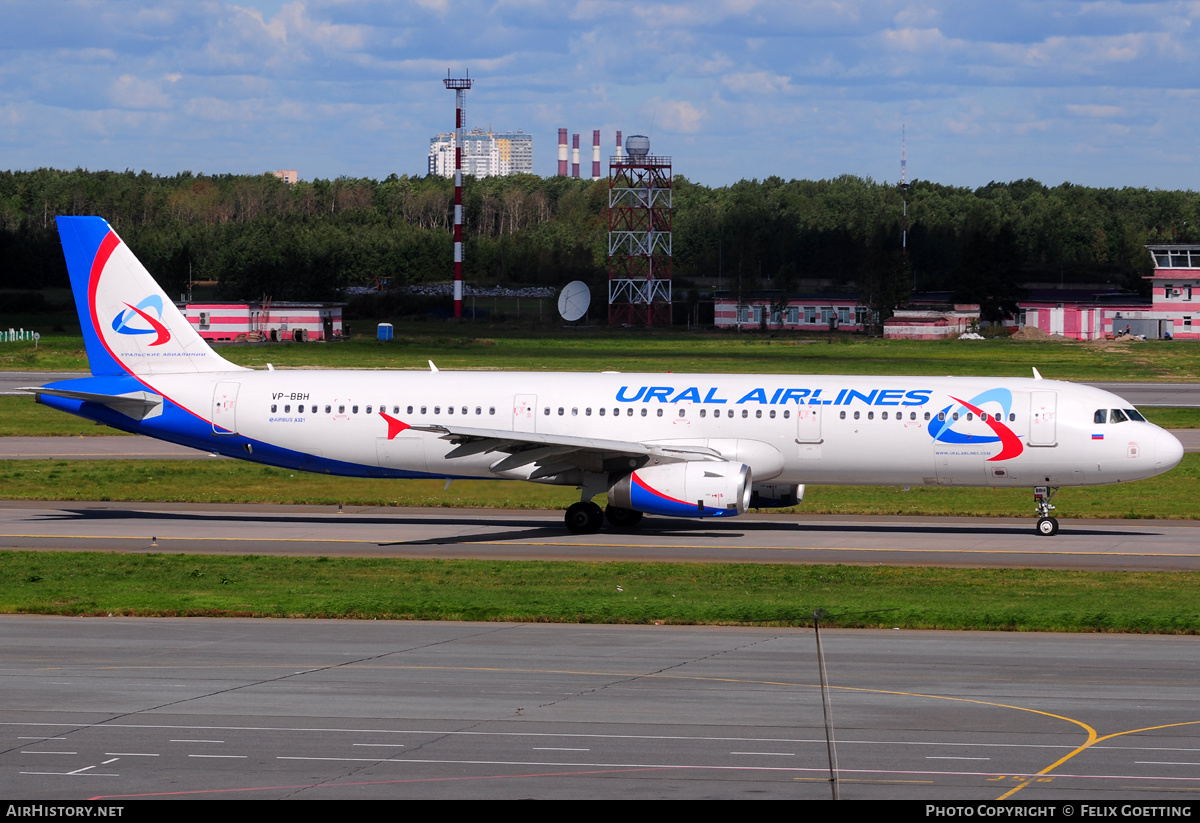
[2,552,1197,633]
[5,333,1200,382]
[2,454,1197,519]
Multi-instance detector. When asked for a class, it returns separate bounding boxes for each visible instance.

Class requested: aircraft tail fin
[57,216,244,377]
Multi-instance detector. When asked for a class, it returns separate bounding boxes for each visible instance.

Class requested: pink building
[183,301,344,342]
[1145,245,1200,339]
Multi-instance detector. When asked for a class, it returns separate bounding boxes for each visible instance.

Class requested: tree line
[2,167,1197,320]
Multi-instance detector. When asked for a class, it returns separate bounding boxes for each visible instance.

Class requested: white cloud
[110,75,171,109]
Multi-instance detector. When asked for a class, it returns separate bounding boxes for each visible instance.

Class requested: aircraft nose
[1156,428,1185,471]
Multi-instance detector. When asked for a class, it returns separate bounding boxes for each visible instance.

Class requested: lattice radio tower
[608,135,672,326]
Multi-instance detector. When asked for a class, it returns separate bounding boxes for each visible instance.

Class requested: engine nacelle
[750,483,804,509]
[608,462,752,518]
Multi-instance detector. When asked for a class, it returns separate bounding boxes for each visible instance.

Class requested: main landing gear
[1034,486,1059,536]
[563,502,643,534]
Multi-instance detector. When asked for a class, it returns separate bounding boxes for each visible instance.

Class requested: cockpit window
[1109,408,1128,423]
[1094,409,1107,424]
[1125,408,1146,422]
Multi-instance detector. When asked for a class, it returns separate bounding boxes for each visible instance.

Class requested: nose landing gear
[1034,486,1059,536]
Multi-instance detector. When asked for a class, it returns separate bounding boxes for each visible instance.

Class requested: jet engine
[608,462,752,518]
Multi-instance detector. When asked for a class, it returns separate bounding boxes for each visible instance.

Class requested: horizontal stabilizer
[20,386,164,421]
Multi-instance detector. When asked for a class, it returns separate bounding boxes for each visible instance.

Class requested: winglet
[429,360,439,372]
[1032,367,1043,380]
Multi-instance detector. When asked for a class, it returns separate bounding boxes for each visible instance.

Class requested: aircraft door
[211,382,240,435]
[796,406,822,461]
[1029,391,1057,447]
[513,394,537,433]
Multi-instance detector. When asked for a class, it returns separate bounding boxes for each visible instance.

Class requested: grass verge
[2,552,1197,633]
[4,333,1200,382]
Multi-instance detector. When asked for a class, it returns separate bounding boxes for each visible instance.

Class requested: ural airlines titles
[614,385,934,407]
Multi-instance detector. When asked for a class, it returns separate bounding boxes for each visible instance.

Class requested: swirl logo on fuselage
[927,387,1024,461]
[111,296,171,346]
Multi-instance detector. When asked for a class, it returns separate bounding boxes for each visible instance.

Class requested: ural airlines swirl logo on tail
[928,387,1024,461]
[111,296,171,346]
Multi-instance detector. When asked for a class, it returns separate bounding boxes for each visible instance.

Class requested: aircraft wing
[408,423,723,478]
[19,386,164,421]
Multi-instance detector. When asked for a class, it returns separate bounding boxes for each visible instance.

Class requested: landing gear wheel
[605,505,643,529]
[1036,516,1059,537]
[565,501,604,534]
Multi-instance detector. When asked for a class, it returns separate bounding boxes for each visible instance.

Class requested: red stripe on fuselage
[949,395,1024,461]
[84,231,216,431]
[380,412,410,439]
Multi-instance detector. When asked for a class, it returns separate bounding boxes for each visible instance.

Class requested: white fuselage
[145,370,1182,489]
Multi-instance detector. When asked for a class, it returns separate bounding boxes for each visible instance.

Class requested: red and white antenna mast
[443,70,473,319]
[901,124,908,256]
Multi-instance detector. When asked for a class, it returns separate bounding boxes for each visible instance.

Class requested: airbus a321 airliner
[23,217,1184,536]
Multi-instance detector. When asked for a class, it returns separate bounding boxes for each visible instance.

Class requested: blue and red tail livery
[57,216,240,378]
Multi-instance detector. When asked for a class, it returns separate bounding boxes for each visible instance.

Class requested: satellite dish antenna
[558,281,591,322]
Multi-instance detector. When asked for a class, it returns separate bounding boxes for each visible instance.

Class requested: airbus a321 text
[24,217,1185,537]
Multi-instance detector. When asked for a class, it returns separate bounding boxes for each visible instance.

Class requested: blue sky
[3,0,1199,189]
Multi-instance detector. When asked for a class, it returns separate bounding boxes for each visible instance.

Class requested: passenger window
[924,412,930,420]
[461,407,467,415]
[742,410,748,418]
[433,406,439,414]
[489,407,496,415]
[572,408,579,416]
[420,406,426,415]
[881,411,888,420]
[284,405,290,412]
[951,413,959,421]
[352,405,359,414]
[599,408,605,416]
[868,411,874,420]
[475,407,481,415]
[448,406,454,414]
[339,405,345,414]
[1008,413,1015,422]
[544,407,550,415]
[627,408,633,417]
[769,410,776,419]
[585,408,591,416]
[656,408,663,417]
[839,411,845,419]
[558,407,564,416]
[640,408,647,417]
[326,405,332,414]
[937,412,945,421]
[366,406,372,414]
[407,406,413,414]
[783,410,790,419]
[699,409,706,418]
[854,411,860,420]
[755,410,762,418]
[271,404,277,413]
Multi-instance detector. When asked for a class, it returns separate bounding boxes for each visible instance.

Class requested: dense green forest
[2,168,1197,319]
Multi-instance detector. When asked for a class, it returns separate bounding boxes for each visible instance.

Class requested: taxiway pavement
[2,618,1198,800]
[3,500,1199,571]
